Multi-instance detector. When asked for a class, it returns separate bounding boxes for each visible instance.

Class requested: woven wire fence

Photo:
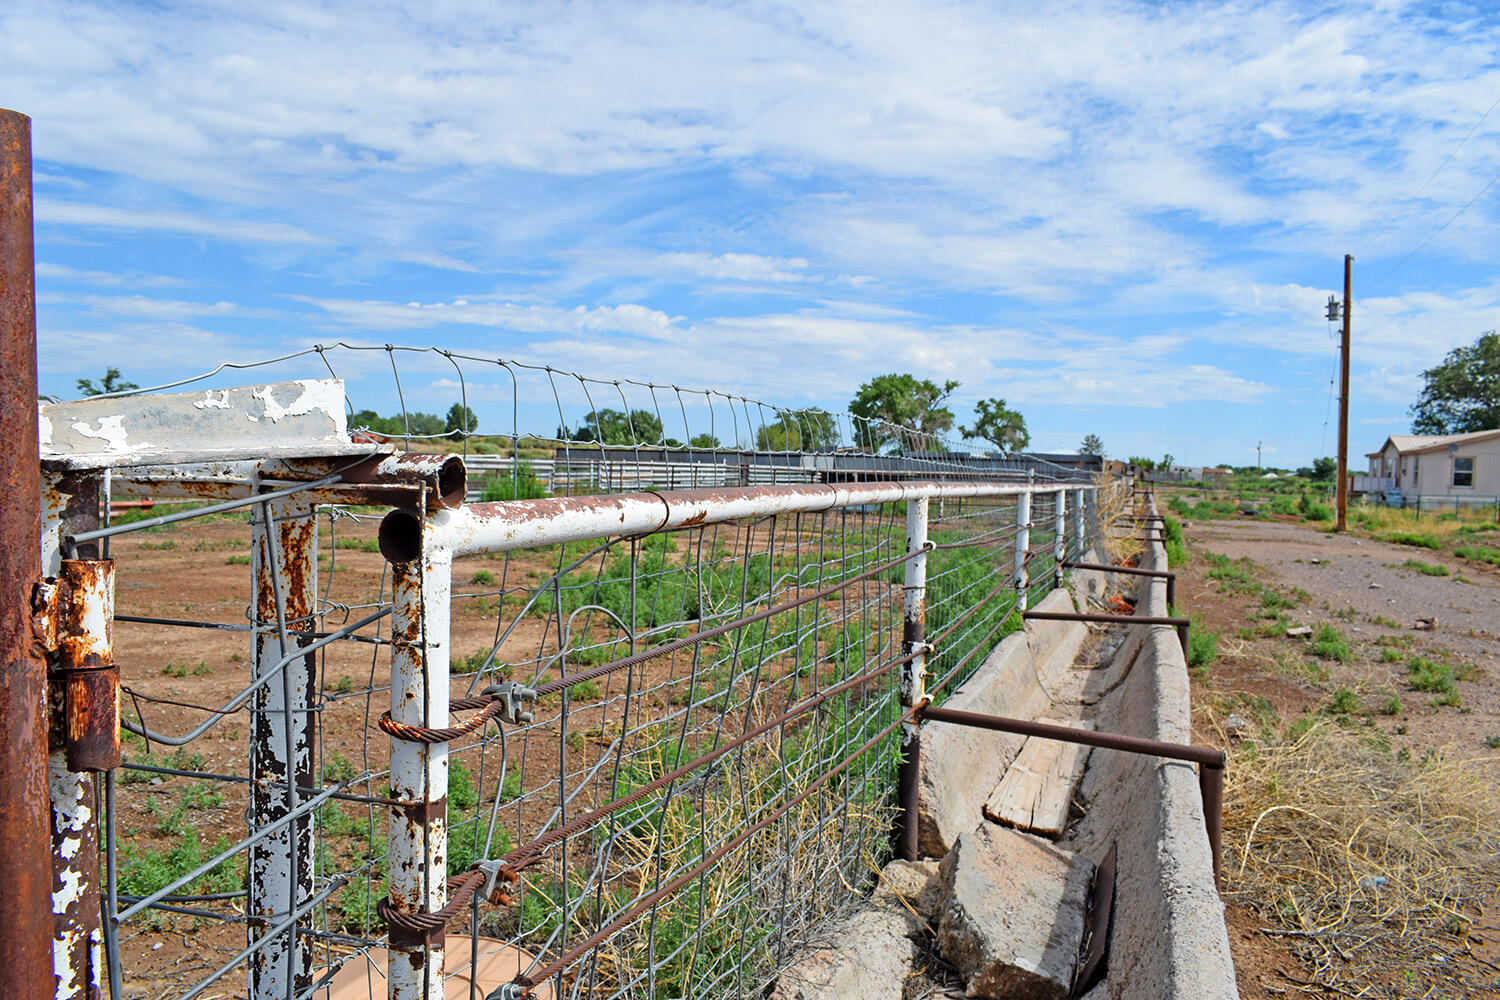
[36,345,1117,1000]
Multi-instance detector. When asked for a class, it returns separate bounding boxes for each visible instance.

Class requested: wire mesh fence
[25,347,1119,1000]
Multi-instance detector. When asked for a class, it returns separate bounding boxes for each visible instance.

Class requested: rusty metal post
[1013,490,1031,611]
[1053,488,1067,590]
[0,106,56,1000]
[387,524,451,1000]
[41,470,111,1000]
[896,496,928,861]
[248,495,318,999]
[49,558,116,1000]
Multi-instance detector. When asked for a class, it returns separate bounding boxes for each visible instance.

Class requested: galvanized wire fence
[27,347,1118,1000]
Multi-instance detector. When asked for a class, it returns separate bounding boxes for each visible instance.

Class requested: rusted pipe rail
[1021,609,1190,659]
[1061,561,1176,608]
[918,704,1224,882]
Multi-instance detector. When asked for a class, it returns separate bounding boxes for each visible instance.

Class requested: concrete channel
[772,517,1239,1000]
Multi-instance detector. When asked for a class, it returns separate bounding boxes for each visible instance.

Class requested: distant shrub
[1455,545,1500,566]
[481,460,547,502]
[1401,559,1448,577]
[1379,531,1442,549]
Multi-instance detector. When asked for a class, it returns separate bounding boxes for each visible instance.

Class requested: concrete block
[769,907,914,1000]
[917,630,1033,857]
[937,824,1093,1000]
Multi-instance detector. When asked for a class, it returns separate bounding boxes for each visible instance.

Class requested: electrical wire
[1357,90,1500,259]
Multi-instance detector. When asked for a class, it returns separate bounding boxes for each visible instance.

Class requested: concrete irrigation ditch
[769,525,1239,1000]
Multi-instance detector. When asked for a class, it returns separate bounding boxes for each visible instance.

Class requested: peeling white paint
[37,410,52,448]
[69,414,156,455]
[193,389,232,410]
[249,379,344,425]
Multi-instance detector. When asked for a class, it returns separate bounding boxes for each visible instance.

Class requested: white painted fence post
[896,496,928,860]
[387,530,452,1000]
[1014,490,1032,612]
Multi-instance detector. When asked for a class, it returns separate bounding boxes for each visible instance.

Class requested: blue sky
[7,0,1500,466]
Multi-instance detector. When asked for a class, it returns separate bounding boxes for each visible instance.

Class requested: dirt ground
[1177,515,1500,999]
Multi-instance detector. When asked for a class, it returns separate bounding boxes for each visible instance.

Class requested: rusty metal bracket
[1073,842,1117,998]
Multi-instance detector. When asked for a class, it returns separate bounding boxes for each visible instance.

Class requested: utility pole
[1257,441,1261,470]
[1336,254,1352,532]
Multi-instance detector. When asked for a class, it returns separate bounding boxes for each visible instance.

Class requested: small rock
[1369,582,1382,589]
[1309,558,1323,564]
[1224,713,1249,733]
[1285,625,1313,638]
[1414,618,1437,631]
[148,777,163,786]
[874,859,944,926]
[770,908,914,1000]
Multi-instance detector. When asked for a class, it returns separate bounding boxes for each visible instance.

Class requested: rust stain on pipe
[0,106,56,1000]
[53,560,119,773]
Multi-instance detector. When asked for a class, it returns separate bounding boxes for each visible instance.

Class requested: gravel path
[1186,517,1500,674]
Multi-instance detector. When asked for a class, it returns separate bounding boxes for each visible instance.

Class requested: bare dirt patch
[1176,516,1500,999]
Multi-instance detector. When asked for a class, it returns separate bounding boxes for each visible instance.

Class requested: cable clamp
[476,858,521,906]
[481,681,538,725]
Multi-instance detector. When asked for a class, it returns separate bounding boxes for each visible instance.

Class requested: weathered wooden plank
[983,719,1094,837]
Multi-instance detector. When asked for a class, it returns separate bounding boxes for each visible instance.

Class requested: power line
[1361,161,1500,294]
[1357,90,1500,259]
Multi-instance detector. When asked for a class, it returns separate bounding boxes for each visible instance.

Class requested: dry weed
[1204,705,1500,993]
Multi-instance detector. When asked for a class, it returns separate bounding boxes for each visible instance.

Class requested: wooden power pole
[1336,254,1352,532]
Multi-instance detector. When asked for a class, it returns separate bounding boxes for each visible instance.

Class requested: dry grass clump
[1209,708,1500,990]
[1094,474,1141,566]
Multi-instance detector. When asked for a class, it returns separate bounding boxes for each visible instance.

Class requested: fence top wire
[51,341,1093,483]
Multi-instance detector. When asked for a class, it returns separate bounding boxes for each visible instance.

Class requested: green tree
[755,409,839,451]
[445,403,479,440]
[1410,331,1500,434]
[1311,456,1337,480]
[569,408,665,446]
[76,367,138,396]
[688,433,721,449]
[849,374,958,451]
[1078,433,1104,456]
[960,398,1029,454]
[1127,455,1157,471]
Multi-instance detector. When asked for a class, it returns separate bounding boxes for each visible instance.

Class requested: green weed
[1311,624,1352,662]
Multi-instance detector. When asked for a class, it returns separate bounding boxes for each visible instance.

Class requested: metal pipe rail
[1021,609,1191,659]
[378,477,1096,1000]
[1061,560,1176,608]
[378,479,1041,560]
[917,705,1224,882]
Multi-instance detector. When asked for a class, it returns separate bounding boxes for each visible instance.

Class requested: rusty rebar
[0,106,54,1000]
[917,705,1225,882]
[1022,608,1190,659]
[1061,561,1177,608]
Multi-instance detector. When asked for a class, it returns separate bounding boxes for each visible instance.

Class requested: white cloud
[36,201,329,245]
[35,262,186,288]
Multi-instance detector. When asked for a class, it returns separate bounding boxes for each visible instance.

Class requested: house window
[1413,456,1419,485]
[1454,456,1474,488]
